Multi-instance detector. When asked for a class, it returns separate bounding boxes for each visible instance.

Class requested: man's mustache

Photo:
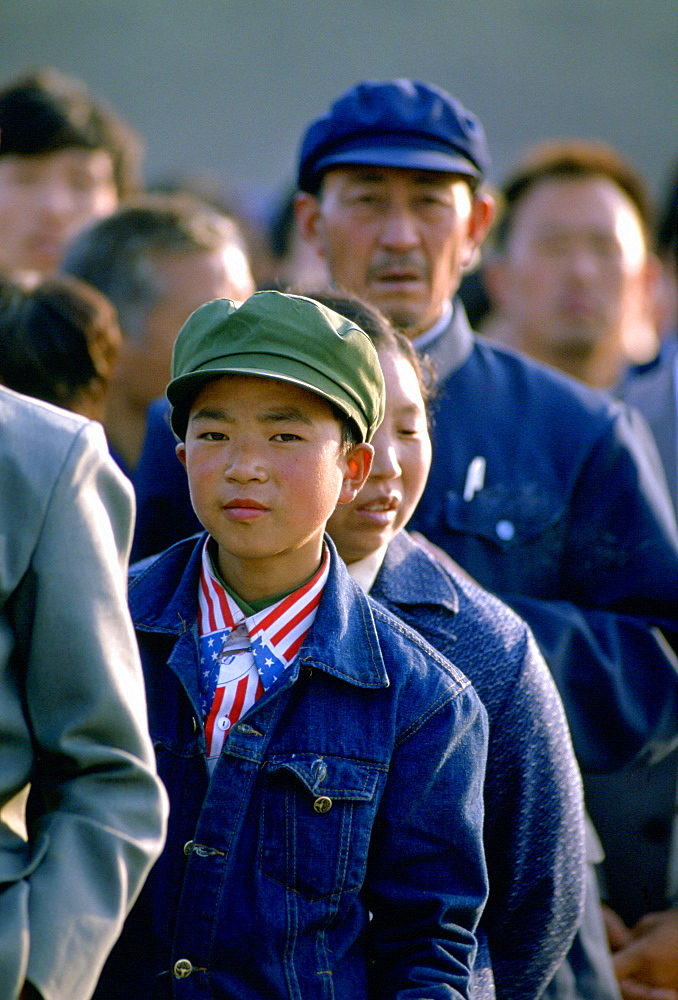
[366,253,430,282]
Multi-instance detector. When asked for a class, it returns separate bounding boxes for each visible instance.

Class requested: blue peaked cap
[297,79,490,193]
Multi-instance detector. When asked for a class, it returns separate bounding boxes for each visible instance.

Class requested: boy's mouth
[222,499,269,521]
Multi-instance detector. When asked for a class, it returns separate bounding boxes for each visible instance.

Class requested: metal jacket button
[173,958,194,978]
[183,840,194,856]
[313,795,332,814]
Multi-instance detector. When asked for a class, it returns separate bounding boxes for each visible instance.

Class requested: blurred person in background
[0,67,142,278]
[483,140,660,390]
[483,145,678,998]
[0,272,120,423]
[592,163,678,1000]
[622,160,678,508]
[61,192,255,478]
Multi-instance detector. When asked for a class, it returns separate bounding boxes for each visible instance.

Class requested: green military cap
[167,290,385,442]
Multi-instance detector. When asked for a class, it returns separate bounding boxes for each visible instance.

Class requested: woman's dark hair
[0,273,121,412]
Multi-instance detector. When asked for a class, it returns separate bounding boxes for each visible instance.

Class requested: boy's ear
[176,441,187,468]
[337,443,373,505]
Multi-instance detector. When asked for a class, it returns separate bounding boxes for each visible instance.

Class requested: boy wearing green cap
[93,290,489,1000]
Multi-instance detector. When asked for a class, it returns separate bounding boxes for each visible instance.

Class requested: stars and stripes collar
[197,538,329,713]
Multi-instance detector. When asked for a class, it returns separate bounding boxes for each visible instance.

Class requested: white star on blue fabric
[251,635,286,689]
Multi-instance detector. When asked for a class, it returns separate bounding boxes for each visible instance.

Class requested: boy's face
[177,374,372,601]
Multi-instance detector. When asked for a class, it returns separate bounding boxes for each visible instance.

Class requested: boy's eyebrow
[260,406,314,425]
[189,405,315,426]
[189,406,232,425]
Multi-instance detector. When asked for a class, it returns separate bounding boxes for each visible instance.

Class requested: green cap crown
[167,290,385,442]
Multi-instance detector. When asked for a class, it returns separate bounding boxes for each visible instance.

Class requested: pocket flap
[445,482,564,550]
[266,754,380,801]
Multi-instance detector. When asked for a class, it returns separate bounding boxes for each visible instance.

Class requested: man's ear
[176,440,187,468]
[460,191,496,272]
[337,443,373,504]
[294,191,327,259]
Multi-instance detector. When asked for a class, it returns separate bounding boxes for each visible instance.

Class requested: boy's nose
[224,444,267,482]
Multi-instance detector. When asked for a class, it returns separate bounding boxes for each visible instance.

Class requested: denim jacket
[371,531,586,999]
[94,534,489,1000]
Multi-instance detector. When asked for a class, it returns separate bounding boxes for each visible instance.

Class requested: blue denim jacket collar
[129,532,391,691]
[375,530,459,613]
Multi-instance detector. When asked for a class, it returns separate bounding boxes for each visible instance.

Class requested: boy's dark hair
[493,139,654,253]
[0,67,143,198]
[62,193,247,344]
[0,273,120,411]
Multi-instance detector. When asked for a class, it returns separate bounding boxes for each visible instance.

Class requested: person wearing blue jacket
[94,290,489,999]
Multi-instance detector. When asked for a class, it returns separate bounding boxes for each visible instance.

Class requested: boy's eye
[272,432,302,442]
[200,430,228,441]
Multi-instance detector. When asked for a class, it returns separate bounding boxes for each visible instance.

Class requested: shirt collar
[413,298,475,384]
[412,299,453,351]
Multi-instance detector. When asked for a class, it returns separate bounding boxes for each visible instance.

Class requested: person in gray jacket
[0,384,168,1000]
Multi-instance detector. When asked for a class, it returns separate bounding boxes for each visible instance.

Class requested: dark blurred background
[3,0,676,219]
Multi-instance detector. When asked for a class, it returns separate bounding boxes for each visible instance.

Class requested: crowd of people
[0,65,676,1000]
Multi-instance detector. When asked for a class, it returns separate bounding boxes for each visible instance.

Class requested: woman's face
[327,347,432,564]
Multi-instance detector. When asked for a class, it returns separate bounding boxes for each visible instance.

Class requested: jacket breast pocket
[259,754,382,900]
[444,482,566,593]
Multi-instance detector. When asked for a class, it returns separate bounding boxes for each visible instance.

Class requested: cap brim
[167,358,369,441]
[313,145,481,180]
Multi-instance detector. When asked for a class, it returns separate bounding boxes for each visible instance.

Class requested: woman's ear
[337,443,373,504]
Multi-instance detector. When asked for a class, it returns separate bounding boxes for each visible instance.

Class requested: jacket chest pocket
[259,754,382,900]
[444,482,566,593]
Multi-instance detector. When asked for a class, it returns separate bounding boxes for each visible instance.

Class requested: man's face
[490,175,650,355]
[0,148,118,275]
[121,245,255,410]
[177,374,371,601]
[296,166,493,338]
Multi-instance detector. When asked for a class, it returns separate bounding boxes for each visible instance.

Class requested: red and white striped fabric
[198,540,329,770]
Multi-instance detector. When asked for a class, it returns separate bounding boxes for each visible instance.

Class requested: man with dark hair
[61,192,255,478]
[0,67,143,276]
[295,79,678,999]
[484,140,660,388]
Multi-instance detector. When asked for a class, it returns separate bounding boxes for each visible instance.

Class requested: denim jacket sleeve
[504,404,678,772]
